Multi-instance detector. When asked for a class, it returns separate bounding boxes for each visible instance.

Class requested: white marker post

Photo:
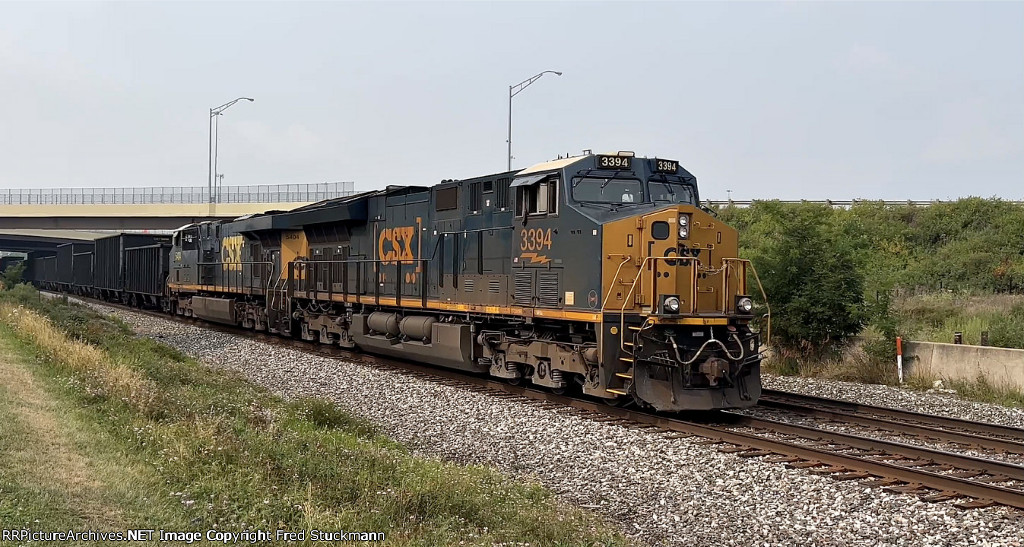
[896,336,904,384]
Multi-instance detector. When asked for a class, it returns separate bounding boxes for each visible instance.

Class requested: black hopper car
[29,233,170,306]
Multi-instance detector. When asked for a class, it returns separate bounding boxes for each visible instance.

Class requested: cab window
[571,176,643,204]
[181,228,199,251]
[648,179,696,205]
[514,176,559,216]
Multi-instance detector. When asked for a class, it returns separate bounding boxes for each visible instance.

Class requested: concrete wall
[904,341,1024,391]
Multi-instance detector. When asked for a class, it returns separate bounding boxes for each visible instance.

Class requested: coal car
[93,233,170,305]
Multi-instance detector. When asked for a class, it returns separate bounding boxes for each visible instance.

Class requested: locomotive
[28,151,766,411]
[164,151,766,411]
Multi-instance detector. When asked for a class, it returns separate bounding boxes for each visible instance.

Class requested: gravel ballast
[95,305,1024,547]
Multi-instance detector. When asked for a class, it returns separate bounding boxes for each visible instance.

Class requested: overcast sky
[1,1,1021,200]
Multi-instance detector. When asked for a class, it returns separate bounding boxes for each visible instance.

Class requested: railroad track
[51,292,1024,511]
[758,389,1024,456]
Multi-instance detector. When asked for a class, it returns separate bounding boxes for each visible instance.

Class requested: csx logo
[378,226,417,265]
[221,235,244,271]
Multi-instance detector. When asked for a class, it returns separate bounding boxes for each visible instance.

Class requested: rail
[706,199,1024,208]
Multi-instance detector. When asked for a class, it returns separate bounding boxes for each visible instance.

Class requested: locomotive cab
[510,152,766,411]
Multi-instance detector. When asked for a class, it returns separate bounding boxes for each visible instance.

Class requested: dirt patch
[0,338,124,528]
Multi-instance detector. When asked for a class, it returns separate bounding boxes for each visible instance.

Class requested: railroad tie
[955,499,996,509]
[884,484,927,495]
[808,465,850,476]
[919,491,958,503]
[785,460,824,470]
[735,449,774,458]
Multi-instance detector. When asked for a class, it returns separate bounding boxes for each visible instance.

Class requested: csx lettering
[519,228,553,251]
[221,235,244,271]
[378,226,417,265]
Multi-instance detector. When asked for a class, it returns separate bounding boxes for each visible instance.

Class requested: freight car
[166,152,767,411]
[93,233,171,305]
[27,235,170,307]
[55,242,94,295]
[24,251,54,287]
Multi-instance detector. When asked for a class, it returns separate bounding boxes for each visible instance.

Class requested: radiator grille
[537,272,560,307]
[464,278,475,293]
[513,272,533,305]
[488,279,501,294]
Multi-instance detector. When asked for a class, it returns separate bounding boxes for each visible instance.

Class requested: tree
[0,262,24,290]
[746,202,866,356]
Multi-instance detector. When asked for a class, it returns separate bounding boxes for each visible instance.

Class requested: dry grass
[0,303,163,416]
[0,291,629,546]
[894,291,1024,347]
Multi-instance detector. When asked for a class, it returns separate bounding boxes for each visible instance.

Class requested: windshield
[571,176,643,204]
[649,179,696,205]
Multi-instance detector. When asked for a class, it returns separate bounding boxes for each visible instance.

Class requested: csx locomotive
[30,151,766,411]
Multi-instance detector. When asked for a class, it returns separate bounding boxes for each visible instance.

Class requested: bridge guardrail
[1,182,355,205]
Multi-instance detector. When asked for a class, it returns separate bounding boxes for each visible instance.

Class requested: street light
[507,70,561,171]
[208,97,254,203]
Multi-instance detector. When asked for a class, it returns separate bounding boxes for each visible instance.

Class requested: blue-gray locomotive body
[31,153,766,412]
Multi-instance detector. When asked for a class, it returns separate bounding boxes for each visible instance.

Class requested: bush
[989,303,1024,349]
[746,202,866,355]
[0,262,25,289]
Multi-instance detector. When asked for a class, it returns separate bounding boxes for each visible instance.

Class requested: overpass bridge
[0,182,355,230]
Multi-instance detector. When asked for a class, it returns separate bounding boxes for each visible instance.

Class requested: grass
[893,291,1024,348]
[0,285,628,546]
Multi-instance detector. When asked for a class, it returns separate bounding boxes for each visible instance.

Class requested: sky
[0,1,1021,201]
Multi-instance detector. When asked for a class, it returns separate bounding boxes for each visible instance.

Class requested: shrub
[0,262,25,289]
[989,303,1024,349]
[746,202,866,356]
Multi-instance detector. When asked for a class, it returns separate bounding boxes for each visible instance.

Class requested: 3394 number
[597,155,631,169]
[656,159,678,172]
[520,228,553,251]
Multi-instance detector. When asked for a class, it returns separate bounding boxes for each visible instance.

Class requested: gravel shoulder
[96,305,1024,547]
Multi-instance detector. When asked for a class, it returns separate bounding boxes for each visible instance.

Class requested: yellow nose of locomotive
[601,204,749,319]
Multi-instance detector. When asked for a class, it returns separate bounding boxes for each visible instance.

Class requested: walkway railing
[0,182,355,205]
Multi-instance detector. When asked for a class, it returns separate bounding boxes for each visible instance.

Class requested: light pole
[507,70,561,172]
[208,97,254,203]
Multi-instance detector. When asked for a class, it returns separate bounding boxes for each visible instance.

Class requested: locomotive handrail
[609,255,771,354]
[289,257,431,309]
[599,254,633,315]
[614,256,698,354]
[727,258,771,345]
[196,260,276,295]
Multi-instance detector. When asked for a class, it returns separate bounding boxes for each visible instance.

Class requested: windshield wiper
[573,200,618,208]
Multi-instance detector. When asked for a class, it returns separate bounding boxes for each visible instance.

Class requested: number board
[596,155,632,169]
[654,159,679,173]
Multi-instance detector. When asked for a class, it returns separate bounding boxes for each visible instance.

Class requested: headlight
[678,226,689,239]
[736,296,753,313]
[678,215,689,226]
[664,296,680,313]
